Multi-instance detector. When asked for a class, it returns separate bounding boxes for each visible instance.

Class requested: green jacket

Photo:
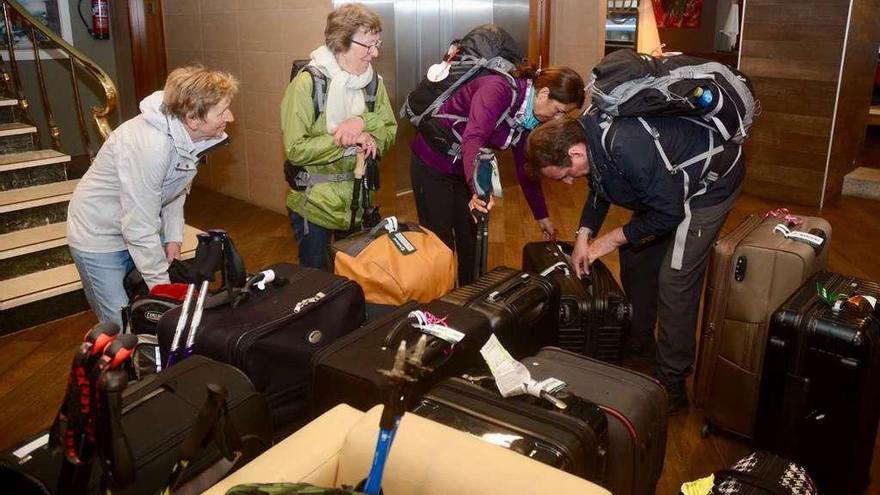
[281,71,397,230]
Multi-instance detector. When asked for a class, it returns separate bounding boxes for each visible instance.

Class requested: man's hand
[164,242,182,264]
[536,218,559,241]
[333,116,365,147]
[585,227,628,267]
[571,231,591,278]
[468,194,495,222]
[354,132,378,159]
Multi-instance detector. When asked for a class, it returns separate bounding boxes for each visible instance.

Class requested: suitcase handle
[487,273,532,302]
[539,261,570,277]
[383,317,413,349]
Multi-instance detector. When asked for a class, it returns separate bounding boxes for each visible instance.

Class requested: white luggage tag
[773,223,824,248]
[409,310,464,344]
[480,334,569,409]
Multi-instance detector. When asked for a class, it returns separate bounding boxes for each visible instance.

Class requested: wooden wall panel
[824,0,880,202]
[740,0,880,206]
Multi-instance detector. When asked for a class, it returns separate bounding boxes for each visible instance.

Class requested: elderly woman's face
[338,26,381,75]
[187,96,234,141]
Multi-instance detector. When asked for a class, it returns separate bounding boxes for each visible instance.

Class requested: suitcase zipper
[230,280,357,364]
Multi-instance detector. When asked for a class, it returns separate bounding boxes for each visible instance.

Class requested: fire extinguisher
[78,0,110,40]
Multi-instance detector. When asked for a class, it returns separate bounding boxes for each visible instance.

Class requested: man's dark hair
[526,117,588,180]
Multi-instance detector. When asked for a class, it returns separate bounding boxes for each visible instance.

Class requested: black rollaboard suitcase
[439,266,560,358]
[158,262,366,427]
[522,241,631,363]
[311,300,492,416]
[526,347,667,495]
[755,271,880,494]
[1,356,272,495]
[412,377,608,484]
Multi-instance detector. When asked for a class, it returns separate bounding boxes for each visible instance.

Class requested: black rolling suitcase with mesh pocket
[157,263,366,427]
[755,271,880,495]
[311,300,492,416]
[522,241,631,363]
[439,266,560,358]
[412,376,608,484]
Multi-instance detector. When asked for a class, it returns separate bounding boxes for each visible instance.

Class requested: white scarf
[309,45,374,133]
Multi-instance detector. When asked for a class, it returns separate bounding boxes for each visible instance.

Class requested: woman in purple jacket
[410,64,585,285]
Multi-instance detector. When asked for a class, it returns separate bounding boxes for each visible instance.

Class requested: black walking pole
[472,150,498,281]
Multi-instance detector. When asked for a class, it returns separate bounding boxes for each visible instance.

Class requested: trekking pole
[166,232,215,368]
[350,149,366,231]
[472,150,498,281]
[180,277,211,362]
[361,335,429,495]
[66,334,136,495]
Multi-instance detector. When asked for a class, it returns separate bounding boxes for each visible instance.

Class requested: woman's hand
[333,116,365,147]
[355,132,378,159]
[468,194,496,222]
[536,218,559,241]
[164,242,182,264]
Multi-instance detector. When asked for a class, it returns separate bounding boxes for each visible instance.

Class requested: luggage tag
[409,310,464,344]
[773,223,824,248]
[480,334,532,398]
[379,216,417,256]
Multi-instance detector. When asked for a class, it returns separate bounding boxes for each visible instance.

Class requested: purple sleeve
[460,80,515,193]
[514,137,549,220]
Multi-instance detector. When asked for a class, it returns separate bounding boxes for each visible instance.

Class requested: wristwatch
[575,226,593,239]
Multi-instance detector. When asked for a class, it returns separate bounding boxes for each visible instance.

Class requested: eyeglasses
[351,39,383,52]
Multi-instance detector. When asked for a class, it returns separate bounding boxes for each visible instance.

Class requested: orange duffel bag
[331,217,456,305]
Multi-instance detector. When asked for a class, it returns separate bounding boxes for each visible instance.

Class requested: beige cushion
[205,404,610,495]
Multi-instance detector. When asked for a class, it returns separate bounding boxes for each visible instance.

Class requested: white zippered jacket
[67,91,227,288]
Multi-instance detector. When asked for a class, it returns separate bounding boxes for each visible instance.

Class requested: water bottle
[693,86,714,108]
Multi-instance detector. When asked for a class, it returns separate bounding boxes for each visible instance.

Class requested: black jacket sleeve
[579,186,610,235]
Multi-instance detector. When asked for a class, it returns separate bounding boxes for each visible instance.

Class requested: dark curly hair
[526,116,588,180]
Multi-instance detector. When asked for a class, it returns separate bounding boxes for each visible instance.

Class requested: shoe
[663,381,690,416]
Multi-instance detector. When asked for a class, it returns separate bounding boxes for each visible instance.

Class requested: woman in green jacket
[281,3,397,270]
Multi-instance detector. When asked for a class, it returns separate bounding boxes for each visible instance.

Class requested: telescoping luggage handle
[486,272,534,302]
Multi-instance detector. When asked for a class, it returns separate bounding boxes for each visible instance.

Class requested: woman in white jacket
[67,65,238,329]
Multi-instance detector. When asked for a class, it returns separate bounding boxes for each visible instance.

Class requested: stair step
[0,222,66,260]
[0,122,37,137]
[0,149,69,173]
[0,225,204,311]
[0,179,77,214]
[0,98,17,107]
[842,166,880,201]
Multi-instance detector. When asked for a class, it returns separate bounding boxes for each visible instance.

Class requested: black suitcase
[755,271,880,495]
[158,262,366,427]
[526,347,667,495]
[522,241,631,364]
[311,300,492,416]
[439,266,560,358]
[0,356,272,495]
[412,377,608,483]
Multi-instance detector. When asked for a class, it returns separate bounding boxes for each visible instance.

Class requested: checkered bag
[712,451,817,495]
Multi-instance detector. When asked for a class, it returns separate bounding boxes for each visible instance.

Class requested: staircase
[0,1,200,335]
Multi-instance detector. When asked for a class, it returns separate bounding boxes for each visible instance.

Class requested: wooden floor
[2,158,880,493]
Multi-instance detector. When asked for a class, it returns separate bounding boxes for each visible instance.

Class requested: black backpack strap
[365,69,379,112]
[301,66,327,118]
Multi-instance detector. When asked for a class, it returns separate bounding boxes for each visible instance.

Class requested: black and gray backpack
[588,49,759,270]
[400,24,524,159]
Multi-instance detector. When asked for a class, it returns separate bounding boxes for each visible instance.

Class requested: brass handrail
[1,0,117,142]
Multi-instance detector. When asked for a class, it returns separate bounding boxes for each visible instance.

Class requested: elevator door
[333,0,530,193]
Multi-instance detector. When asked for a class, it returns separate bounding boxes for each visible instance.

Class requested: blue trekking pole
[472,149,501,280]
[361,335,429,495]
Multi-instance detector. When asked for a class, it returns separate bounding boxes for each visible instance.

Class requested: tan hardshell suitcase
[694,213,831,439]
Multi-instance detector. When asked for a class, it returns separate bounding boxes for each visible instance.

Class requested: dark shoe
[663,381,690,416]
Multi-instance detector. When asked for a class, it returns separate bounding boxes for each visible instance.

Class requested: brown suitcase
[694,213,831,439]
